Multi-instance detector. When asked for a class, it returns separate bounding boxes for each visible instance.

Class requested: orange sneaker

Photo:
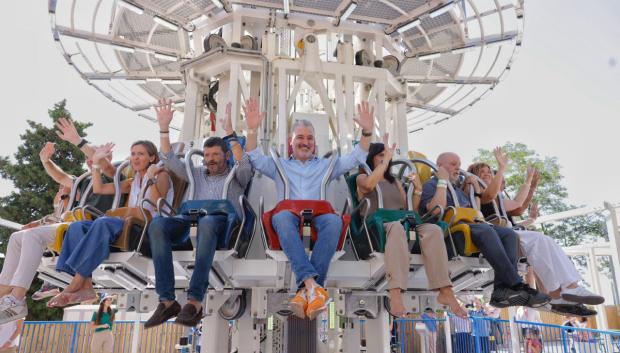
[290,290,308,319]
[306,285,329,320]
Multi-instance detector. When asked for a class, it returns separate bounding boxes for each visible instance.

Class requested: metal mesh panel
[294,0,340,12]
[354,0,402,21]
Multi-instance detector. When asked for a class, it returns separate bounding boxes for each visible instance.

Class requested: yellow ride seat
[48,209,93,254]
[443,207,485,256]
[408,151,433,184]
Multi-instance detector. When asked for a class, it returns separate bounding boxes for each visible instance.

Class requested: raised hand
[55,117,82,145]
[155,98,174,130]
[528,203,539,220]
[243,97,266,130]
[381,133,396,163]
[145,164,162,180]
[531,168,541,188]
[39,142,56,163]
[354,101,374,133]
[92,143,115,164]
[437,166,449,181]
[465,175,481,193]
[219,102,234,135]
[493,147,509,171]
[525,166,535,183]
[407,173,422,190]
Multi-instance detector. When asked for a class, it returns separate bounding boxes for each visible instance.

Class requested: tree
[0,100,91,321]
[472,142,607,247]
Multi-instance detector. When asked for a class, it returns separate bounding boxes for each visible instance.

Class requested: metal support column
[364,308,391,353]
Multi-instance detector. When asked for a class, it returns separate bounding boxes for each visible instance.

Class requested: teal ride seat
[346,173,422,259]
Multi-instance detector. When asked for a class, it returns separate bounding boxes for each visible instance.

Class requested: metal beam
[84,72,182,80]
[404,76,499,85]
[534,202,620,224]
[404,32,519,58]
[384,0,448,34]
[55,25,180,57]
[406,102,457,115]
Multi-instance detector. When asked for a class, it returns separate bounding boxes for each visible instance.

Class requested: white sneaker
[0,296,27,325]
[561,286,604,305]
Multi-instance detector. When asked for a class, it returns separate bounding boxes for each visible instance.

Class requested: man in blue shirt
[246,99,373,320]
[420,152,549,308]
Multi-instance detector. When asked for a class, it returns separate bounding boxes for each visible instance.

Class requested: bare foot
[437,287,467,318]
[388,289,407,317]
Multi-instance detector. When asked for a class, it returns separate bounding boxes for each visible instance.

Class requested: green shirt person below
[91,310,116,332]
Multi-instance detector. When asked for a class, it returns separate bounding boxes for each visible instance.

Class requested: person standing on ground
[90,295,116,353]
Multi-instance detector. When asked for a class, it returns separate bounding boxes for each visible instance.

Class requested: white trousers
[0,224,58,289]
[518,230,581,291]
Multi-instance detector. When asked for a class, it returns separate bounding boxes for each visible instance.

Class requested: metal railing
[17,320,186,353]
[395,316,620,353]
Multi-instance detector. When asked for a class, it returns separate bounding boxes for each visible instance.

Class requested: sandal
[47,292,72,308]
[67,289,97,305]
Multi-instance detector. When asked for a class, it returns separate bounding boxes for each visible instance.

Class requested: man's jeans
[148,214,235,302]
[453,223,521,288]
[271,211,342,287]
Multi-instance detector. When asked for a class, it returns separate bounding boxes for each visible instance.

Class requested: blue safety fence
[17,320,186,353]
[395,316,620,353]
[514,320,620,353]
[393,318,448,353]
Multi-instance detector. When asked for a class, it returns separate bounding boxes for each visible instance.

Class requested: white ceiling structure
[48,0,524,132]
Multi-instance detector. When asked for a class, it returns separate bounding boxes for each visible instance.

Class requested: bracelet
[414,190,423,196]
[474,192,482,198]
[92,165,101,172]
[361,130,372,137]
[247,129,258,134]
[76,139,88,148]
[159,130,170,134]
[437,184,447,189]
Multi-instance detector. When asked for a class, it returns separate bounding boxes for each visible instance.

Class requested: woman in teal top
[90,295,115,353]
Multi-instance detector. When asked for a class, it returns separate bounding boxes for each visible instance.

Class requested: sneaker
[544,298,598,317]
[306,286,329,320]
[489,284,550,308]
[175,303,203,327]
[32,282,60,301]
[144,301,181,329]
[561,286,605,305]
[290,290,308,319]
[0,296,27,325]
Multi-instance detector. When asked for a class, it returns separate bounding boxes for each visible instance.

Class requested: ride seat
[443,207,483,256]
[345,173,421,258]
[261,200,350,251]
[112,169,188,252]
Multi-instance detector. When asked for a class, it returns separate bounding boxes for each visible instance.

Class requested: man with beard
[144,98,253,328]
[245,100,374,320]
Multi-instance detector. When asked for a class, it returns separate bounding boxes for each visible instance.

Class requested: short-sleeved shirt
[420,177,471,215]
[421,313,438,333]
[78,175,117,212]
[91,311,114,332]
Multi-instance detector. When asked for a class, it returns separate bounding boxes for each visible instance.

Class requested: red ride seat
[262,200,350,251]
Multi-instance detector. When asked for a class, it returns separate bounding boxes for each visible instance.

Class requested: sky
[0,1,618,210]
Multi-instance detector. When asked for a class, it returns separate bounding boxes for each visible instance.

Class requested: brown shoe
[145,301,181,329]
[175,303,203,327]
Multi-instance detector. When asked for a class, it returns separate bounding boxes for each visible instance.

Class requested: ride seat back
[262,200,349,251]
[443,207,483,256]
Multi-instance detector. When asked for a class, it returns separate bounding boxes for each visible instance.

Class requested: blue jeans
[56,217,124,278]
[56,220,93,276]
[271,211,342,287]
[148,214,235,302]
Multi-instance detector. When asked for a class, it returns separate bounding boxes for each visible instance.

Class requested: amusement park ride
[38,0,526,351]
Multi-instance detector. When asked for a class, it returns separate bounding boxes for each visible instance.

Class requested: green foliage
[0,100,91,321]
[472,142,607,247]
